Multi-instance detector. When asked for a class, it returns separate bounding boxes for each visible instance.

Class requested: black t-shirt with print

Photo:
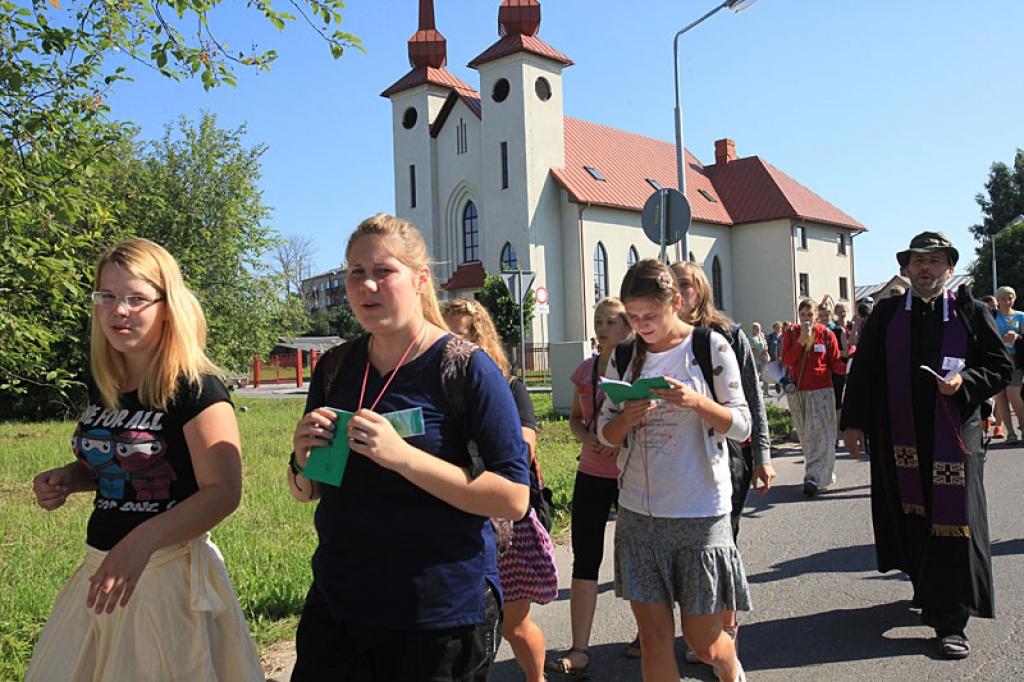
[73,374,231,551]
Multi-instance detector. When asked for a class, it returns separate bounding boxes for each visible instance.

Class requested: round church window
[402,107,418,130]
[535,77,552,102]
[492,78,510,103]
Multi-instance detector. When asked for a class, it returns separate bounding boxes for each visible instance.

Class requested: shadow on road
[747,543,877,583]
[992,538,1024,557]
[554,580,615,602]
[740,600,938,671]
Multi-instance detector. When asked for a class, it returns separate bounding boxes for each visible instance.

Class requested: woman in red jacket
[782,298,847,496]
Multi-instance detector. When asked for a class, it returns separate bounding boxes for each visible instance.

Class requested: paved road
[489,440,1023,681]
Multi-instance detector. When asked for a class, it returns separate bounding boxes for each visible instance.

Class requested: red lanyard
[358,327,424,412]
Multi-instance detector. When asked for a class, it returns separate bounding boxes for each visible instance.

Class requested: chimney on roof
[715,138,736,165]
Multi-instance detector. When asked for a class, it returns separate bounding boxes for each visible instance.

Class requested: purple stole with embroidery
[885,290,971,538]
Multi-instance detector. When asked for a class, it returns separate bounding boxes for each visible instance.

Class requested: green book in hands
[303,407,427,487]
[598,376,671,405]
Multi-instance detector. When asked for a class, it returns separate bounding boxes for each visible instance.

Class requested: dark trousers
[570,471,619,580]
[729,443,755,540]
[291,585,501,682]
[922,606,970,635]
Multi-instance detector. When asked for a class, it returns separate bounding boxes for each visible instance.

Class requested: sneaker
[1007,431,1020,444]
[993,425,1006,439]
[802,480,818,497]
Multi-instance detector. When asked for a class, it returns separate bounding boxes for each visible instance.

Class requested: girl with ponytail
[597,259,753,682]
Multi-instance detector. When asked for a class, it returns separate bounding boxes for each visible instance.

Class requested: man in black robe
[842,232,1011,659]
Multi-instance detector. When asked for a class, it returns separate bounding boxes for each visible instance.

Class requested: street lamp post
[673,0,759,261]
[991,214,1024,294]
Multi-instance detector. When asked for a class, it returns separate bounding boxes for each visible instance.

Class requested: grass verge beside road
[0,394,579,679]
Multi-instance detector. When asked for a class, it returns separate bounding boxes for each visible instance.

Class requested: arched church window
[712,256,724,310]
[500,242,518,272]
[627,245,639,269]
[462,201,480,263]
[594,242,608,301]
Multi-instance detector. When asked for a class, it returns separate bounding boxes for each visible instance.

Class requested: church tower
[381,0,474,254]
[468,0,572,340]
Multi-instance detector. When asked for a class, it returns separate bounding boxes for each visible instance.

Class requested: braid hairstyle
[619,259,679,380]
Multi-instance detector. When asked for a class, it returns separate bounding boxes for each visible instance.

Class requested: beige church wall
[390,84,451,256]
[685,223,734,315]
[433,100,483,286]
[793,222,855,309]
[551,341,589,416]
[730,219,797,328]
[558,195,588,343]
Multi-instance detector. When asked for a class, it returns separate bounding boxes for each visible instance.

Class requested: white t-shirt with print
[600,333,749,518]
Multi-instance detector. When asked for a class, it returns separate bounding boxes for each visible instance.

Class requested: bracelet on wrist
[289,451,305,477]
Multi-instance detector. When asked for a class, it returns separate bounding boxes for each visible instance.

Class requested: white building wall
[433,101,483,286]
[731,219,797,327]
[389,84,452,255]
[793,222,856,310]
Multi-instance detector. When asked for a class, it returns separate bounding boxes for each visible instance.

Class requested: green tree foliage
[307,304,363,339]
[1,0,356,418]
[968,149,1024,294]
[477,273,535,346]
[119,113,308,372]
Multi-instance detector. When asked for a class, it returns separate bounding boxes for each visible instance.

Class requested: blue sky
[106,0,1024,287]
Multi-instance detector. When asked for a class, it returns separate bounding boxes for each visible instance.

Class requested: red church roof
[552,117,733,225]
[705,156,864,229]
[552,118,864,231]
[380,66,476,98]
[468,33,573,69]
[441,261,487,290]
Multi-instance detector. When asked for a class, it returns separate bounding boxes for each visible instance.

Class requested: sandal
[939,633,970,659]
[545,647,590,678]
[624,634,641,659]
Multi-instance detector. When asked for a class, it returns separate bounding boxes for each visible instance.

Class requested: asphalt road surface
[490,439,1023,682]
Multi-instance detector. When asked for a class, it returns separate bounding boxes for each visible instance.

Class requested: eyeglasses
[90,292,164,311]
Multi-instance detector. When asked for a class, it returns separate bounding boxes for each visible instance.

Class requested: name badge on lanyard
[813,343,826,353]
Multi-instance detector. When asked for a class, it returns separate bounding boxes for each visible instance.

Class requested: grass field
[0,394,579,680]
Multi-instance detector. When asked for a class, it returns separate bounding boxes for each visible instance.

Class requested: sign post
[502,271,536,380]
[641,188,692,262]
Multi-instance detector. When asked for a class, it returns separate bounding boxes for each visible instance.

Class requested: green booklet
[598,376,671,405]
[303,407,426,486]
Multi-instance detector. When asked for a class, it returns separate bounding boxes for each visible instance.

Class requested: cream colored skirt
[26,535,263,682]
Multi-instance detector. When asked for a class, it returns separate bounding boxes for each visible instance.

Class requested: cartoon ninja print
[73,426,128,499]
[115,431,176,501]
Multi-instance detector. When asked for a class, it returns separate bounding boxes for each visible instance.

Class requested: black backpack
[316,335,553,542]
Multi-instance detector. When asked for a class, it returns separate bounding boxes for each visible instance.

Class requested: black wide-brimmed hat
[896,231,959,268]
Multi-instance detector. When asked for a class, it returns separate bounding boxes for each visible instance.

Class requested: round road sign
[535,286,549,305]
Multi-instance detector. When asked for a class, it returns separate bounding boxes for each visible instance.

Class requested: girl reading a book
[597,259,752,682]
[287,214,530,681]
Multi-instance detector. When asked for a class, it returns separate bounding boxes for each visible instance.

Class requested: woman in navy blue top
[287,214,531,681]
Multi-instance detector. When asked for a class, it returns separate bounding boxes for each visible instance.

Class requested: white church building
[382,0,866,346]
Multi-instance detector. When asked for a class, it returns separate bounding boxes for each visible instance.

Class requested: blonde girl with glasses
[27,239,262,681]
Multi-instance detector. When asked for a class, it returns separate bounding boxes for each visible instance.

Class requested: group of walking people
[27,216,1012,681]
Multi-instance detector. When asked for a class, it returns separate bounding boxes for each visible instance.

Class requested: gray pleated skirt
[613,508,752,614]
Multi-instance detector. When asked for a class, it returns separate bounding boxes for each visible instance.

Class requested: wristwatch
[289,451,305,477]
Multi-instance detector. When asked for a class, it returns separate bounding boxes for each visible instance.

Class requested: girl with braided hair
[597,259,752,682]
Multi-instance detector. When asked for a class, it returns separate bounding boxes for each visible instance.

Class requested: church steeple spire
[498,0,541,37]
[408,0,447,69]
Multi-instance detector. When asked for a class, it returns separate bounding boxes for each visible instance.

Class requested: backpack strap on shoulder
[318,340,356,405]
[613,339,636,380]
[692,326,718,402]
[439,335,486,478]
